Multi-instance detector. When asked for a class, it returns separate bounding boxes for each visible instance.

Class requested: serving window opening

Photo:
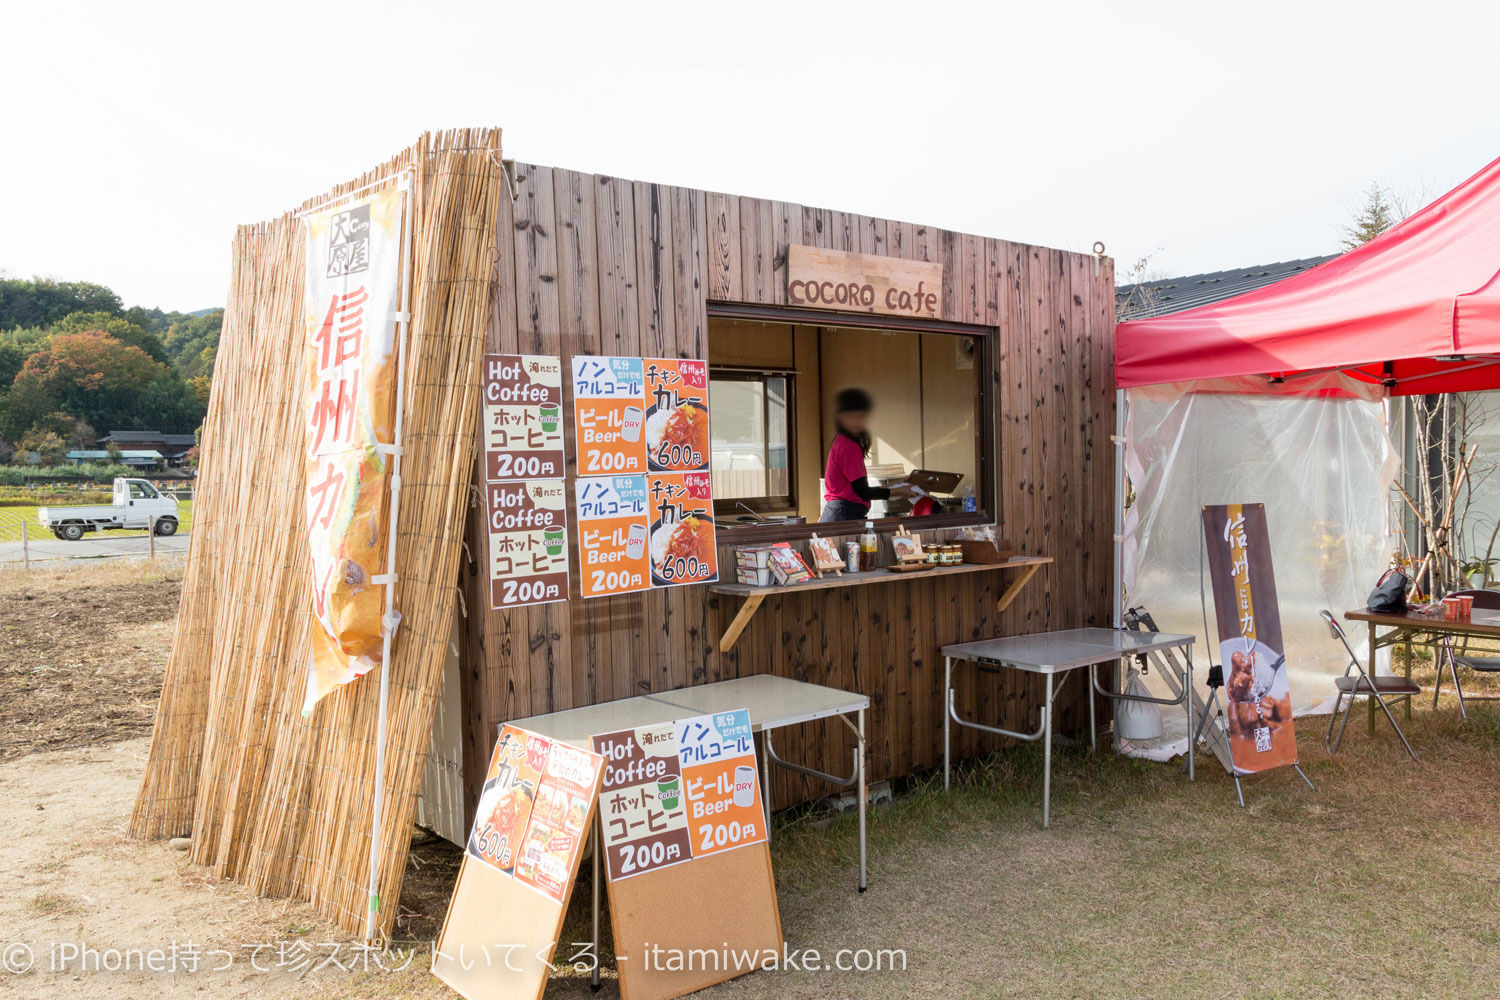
[707,310,994,534]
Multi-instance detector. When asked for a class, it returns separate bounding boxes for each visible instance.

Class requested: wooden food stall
[455,161,1117,818]
[130,132,1118,945]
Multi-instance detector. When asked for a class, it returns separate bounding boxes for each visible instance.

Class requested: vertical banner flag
[482,354,569,610]
[1202,503,1298,773]
[572,356,716,599]
[301,185,408,714]
[591,708,766,881]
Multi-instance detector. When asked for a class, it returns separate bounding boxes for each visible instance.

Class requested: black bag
[1367,569,1409,613]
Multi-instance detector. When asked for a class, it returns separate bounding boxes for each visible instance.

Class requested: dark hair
[835,387,873,414]
[834,387,874,457]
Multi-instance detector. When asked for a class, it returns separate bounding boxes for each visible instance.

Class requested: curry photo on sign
[1202,503,1298,773]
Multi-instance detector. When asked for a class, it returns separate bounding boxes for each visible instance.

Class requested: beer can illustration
[621,405,644,443]
[625,522,647,559]
[733,764,756,808]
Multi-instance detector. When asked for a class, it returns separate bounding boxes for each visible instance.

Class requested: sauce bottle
[859,521,878,571]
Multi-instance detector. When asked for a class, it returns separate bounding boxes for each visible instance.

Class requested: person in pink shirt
[820,387,913,523]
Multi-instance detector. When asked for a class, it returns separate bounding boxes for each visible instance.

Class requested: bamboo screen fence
[130,129,505,938]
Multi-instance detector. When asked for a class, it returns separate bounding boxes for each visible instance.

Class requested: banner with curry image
[301,184,408,714]
[1202,503,1299,773]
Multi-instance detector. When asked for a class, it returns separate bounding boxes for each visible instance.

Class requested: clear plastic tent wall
[1122,376,1398,732]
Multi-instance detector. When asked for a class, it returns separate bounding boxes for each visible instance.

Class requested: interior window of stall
[706,312,994,532]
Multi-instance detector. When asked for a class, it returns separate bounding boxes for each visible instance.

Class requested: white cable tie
[375,443,403,457]
[382,609,403,638]
[1110,435,1125,444]
[392,311,410,323]
[1112,534,1125,543]
[372,573,398,585]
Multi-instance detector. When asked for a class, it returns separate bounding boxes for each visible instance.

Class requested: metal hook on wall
[1092,241,1106,278]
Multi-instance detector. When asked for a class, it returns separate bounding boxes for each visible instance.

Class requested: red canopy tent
[1116,154,1500,396]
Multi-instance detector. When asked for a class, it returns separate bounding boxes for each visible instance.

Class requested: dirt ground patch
[0,562,182,762]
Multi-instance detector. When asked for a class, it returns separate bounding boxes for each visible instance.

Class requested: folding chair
[1433,589,1500,718]
[1320,610,1419,761]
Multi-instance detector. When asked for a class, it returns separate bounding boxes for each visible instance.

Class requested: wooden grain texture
[466,163,1115,811]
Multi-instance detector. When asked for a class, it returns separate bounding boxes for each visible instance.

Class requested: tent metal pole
[1113,388,1127,630]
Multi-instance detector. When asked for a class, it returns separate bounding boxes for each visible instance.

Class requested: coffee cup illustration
[538,403,560,433]
[657,776,680,810]
[733,765,756,808]
[543,526,565,555]
[621,405,644,443]
[625,523,647,559]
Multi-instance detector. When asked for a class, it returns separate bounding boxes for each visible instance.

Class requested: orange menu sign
[467,725,604,903]
[571,356,711,476]
[675,710,765,859]
[575,472,717,599]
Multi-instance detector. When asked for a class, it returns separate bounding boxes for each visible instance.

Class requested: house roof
[99,430,197,445]
[68,449,163,461]
[1115,255,1338,321]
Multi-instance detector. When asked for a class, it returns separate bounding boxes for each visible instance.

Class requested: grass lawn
[0,499,193,541]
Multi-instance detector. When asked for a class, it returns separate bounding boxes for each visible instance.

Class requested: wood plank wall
[459,163,1116,815]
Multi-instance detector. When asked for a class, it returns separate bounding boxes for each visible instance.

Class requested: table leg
[1403,635,1413,721]
[759,729,773,845]
[590,821,601,990]
[1185,654,1195,782]
[857,708,867,893]
[943,656,952,792]
[1042,672,1053,829]
[1087,663,1096,752]
[1367,622,1377,736]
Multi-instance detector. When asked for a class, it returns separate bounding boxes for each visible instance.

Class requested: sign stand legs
[590,822,601,992]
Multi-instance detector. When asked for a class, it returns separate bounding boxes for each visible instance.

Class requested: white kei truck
[37,477,181,540]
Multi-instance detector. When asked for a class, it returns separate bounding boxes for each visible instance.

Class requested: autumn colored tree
[4,330,201,438]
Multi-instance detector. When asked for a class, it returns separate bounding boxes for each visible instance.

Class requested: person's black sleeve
[851,479,891,502]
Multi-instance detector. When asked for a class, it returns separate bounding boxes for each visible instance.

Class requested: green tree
[0,277,122,329]
[31,411,96,449]
[162,309,223,376]
[1341,183,1402,250]
[18,427,66,465]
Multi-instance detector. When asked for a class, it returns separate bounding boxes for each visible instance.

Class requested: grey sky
[4,0,1498,312]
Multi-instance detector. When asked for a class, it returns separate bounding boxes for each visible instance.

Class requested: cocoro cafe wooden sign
[786,244,943,319]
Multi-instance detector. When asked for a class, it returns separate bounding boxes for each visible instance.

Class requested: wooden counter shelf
[711,555,1052,652]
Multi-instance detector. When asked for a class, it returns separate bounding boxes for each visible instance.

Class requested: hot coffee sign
[591,707,765,881]
[786,245,944,320]
[482,353,570,610]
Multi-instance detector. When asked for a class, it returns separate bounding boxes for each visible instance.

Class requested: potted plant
[1461,556,1499,590]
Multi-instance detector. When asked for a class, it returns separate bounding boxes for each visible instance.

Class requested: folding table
[942,627,1196,827]
[509,674,869,988]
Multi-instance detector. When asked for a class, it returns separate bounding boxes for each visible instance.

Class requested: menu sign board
[1202,503,1298,774]
[572,356,646,476]
[575,475,651,598]
[592,708,766,882]
[572,356,712,475]
[467,725,604,902]
[676,710,764,859]
[593,723,694,880]
[485,480,569,609]
[642,359,710,472]
[481,353,569,611]
[575,472,717,599]
[483,354,565,482]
